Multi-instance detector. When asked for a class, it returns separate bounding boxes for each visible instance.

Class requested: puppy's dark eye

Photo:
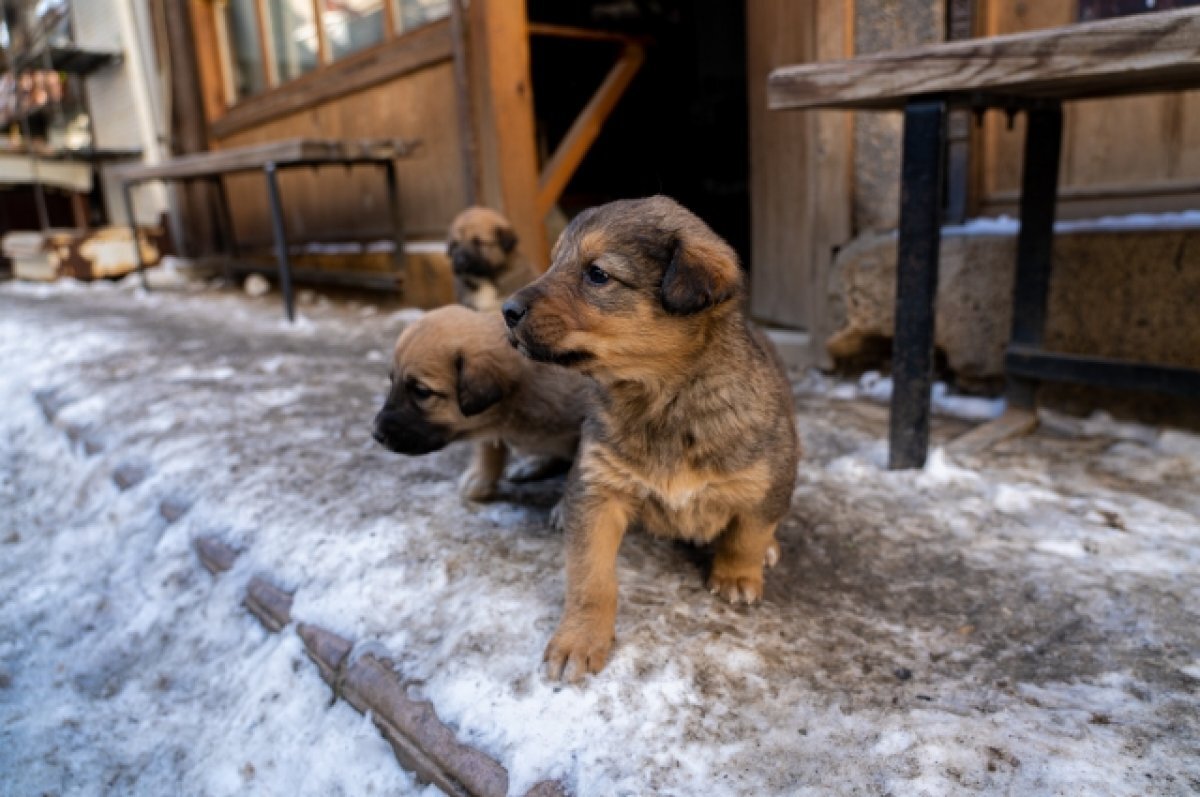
[410,381,433,400]
[584,264,611,286]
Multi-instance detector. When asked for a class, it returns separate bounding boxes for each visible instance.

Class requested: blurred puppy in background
[372,305,590,501]
[447,207,536,312]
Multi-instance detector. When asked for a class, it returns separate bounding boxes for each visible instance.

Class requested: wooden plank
[115,138,420,182]
[164,0,220,256]
[808,0,854,366]
[527,22,649,45]
[946,407,1039,456]
[769,7,1200,110]
[448,0,480,204]
[209,20,453,139]
[535,42,645,217]
[215,63,465,246]
[747,0,852,337]
[477,0,546,268]
[188,0,228,123]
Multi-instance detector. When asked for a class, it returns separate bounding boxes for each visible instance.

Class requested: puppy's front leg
[544,491,631,682]
[458,440,508,501]
[708,514,779,605]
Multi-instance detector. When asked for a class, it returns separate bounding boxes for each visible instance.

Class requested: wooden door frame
[747,0,854,366]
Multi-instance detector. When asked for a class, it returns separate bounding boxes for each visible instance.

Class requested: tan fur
[447,207,537,312]
[505,196,800,682]
[373,305,592,500]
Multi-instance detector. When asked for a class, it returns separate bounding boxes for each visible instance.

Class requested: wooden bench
[114,138,419,321]
[769,8,1200,469]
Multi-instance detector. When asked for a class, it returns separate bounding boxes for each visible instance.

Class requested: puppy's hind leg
[708,515,779,605]
[459,440,508,501]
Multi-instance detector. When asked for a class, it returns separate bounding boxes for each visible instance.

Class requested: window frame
[210,0,448,115]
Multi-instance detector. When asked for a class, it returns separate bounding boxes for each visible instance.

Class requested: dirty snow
[1,282,1198,797]
[942,210,1200,237]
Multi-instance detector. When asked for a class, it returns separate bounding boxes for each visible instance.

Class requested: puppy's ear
[496,225,518,255]
[660,233,741,315]
[456,352,511,416]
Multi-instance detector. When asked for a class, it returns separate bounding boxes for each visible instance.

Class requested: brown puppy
[503,196,800,682]
[372,305,591,500]
[448,207,537,312]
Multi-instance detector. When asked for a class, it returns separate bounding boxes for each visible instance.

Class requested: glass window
[323,0,386,61]
[392,0,450,35]
[221,0,266,101]
[268,0,320,82]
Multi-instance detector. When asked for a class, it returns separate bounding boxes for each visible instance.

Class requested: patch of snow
[944,210,1200,237]
[801,369,1006,423]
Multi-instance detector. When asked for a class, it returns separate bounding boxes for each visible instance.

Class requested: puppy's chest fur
[582,388,772,543]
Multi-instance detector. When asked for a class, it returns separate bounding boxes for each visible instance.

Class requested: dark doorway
[527,0,751,266]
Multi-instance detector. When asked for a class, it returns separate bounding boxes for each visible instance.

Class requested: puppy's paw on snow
[458,468,498,501]
[706,570,764,605]
[543,623,613,683]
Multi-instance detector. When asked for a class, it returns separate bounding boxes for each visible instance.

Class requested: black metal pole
[122,181,149,291]
[384,159,405,293]
[1007,103,1064,409]
[264,163,295,322]
[889,99,946,470]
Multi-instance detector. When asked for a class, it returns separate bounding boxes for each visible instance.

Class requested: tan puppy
[448,207,537,312]
[503,196,800,682]
[372,306,591,500]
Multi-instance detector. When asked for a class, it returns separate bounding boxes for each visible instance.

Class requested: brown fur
[504,196,800,682]
[448,207,537,312]
[372,305,592,500]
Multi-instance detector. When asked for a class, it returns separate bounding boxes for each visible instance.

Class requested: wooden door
[746,0,852,349]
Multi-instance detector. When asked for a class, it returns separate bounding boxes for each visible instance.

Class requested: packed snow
[1,281,1198,796]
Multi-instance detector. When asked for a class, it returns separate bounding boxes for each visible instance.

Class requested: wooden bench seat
[767,8,1200,468]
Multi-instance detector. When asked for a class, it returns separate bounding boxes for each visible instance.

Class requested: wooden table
[114,138,419,321]
[769,8,1200,469]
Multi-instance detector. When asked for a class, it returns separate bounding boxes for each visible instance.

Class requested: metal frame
[121,157,405,321]
[888,93,1200,470]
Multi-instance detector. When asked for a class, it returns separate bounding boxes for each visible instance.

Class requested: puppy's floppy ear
[496,225,518,255]
[660,232,742,315]
[456,351,511,416]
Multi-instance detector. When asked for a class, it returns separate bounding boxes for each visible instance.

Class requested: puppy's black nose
[502,296,528,329]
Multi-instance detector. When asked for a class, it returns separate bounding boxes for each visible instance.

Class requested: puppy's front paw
[458,467,497,501]
[764,538,781,569]
[543,620,613,683]
[707,567,765,605]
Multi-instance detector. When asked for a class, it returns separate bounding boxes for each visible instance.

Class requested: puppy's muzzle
[502,295,528,330]
[372,408,450,455]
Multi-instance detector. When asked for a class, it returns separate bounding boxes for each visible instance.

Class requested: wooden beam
[255,0,278,87]
[448,0,479,204]
[535,42,644,218]
[164,0,221,256]
[312,0,331,65]
[527,22,648,45]
[769,7,1200,111]
[476,0,545,267]
[188,1,228,122]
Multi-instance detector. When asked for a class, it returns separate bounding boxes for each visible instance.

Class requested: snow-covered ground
[1,281,1198,797]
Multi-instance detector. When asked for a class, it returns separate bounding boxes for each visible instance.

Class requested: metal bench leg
[384,159,405,291]
[1007,103,1064,409]
[264,162,295,323]
[889,99,946,470]
[122,180,149,291]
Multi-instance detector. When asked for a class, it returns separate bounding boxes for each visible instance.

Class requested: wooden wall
[185,3,468,248]
[216,61,466,246]
[977,0,1200,218]
[747,0,853,345]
